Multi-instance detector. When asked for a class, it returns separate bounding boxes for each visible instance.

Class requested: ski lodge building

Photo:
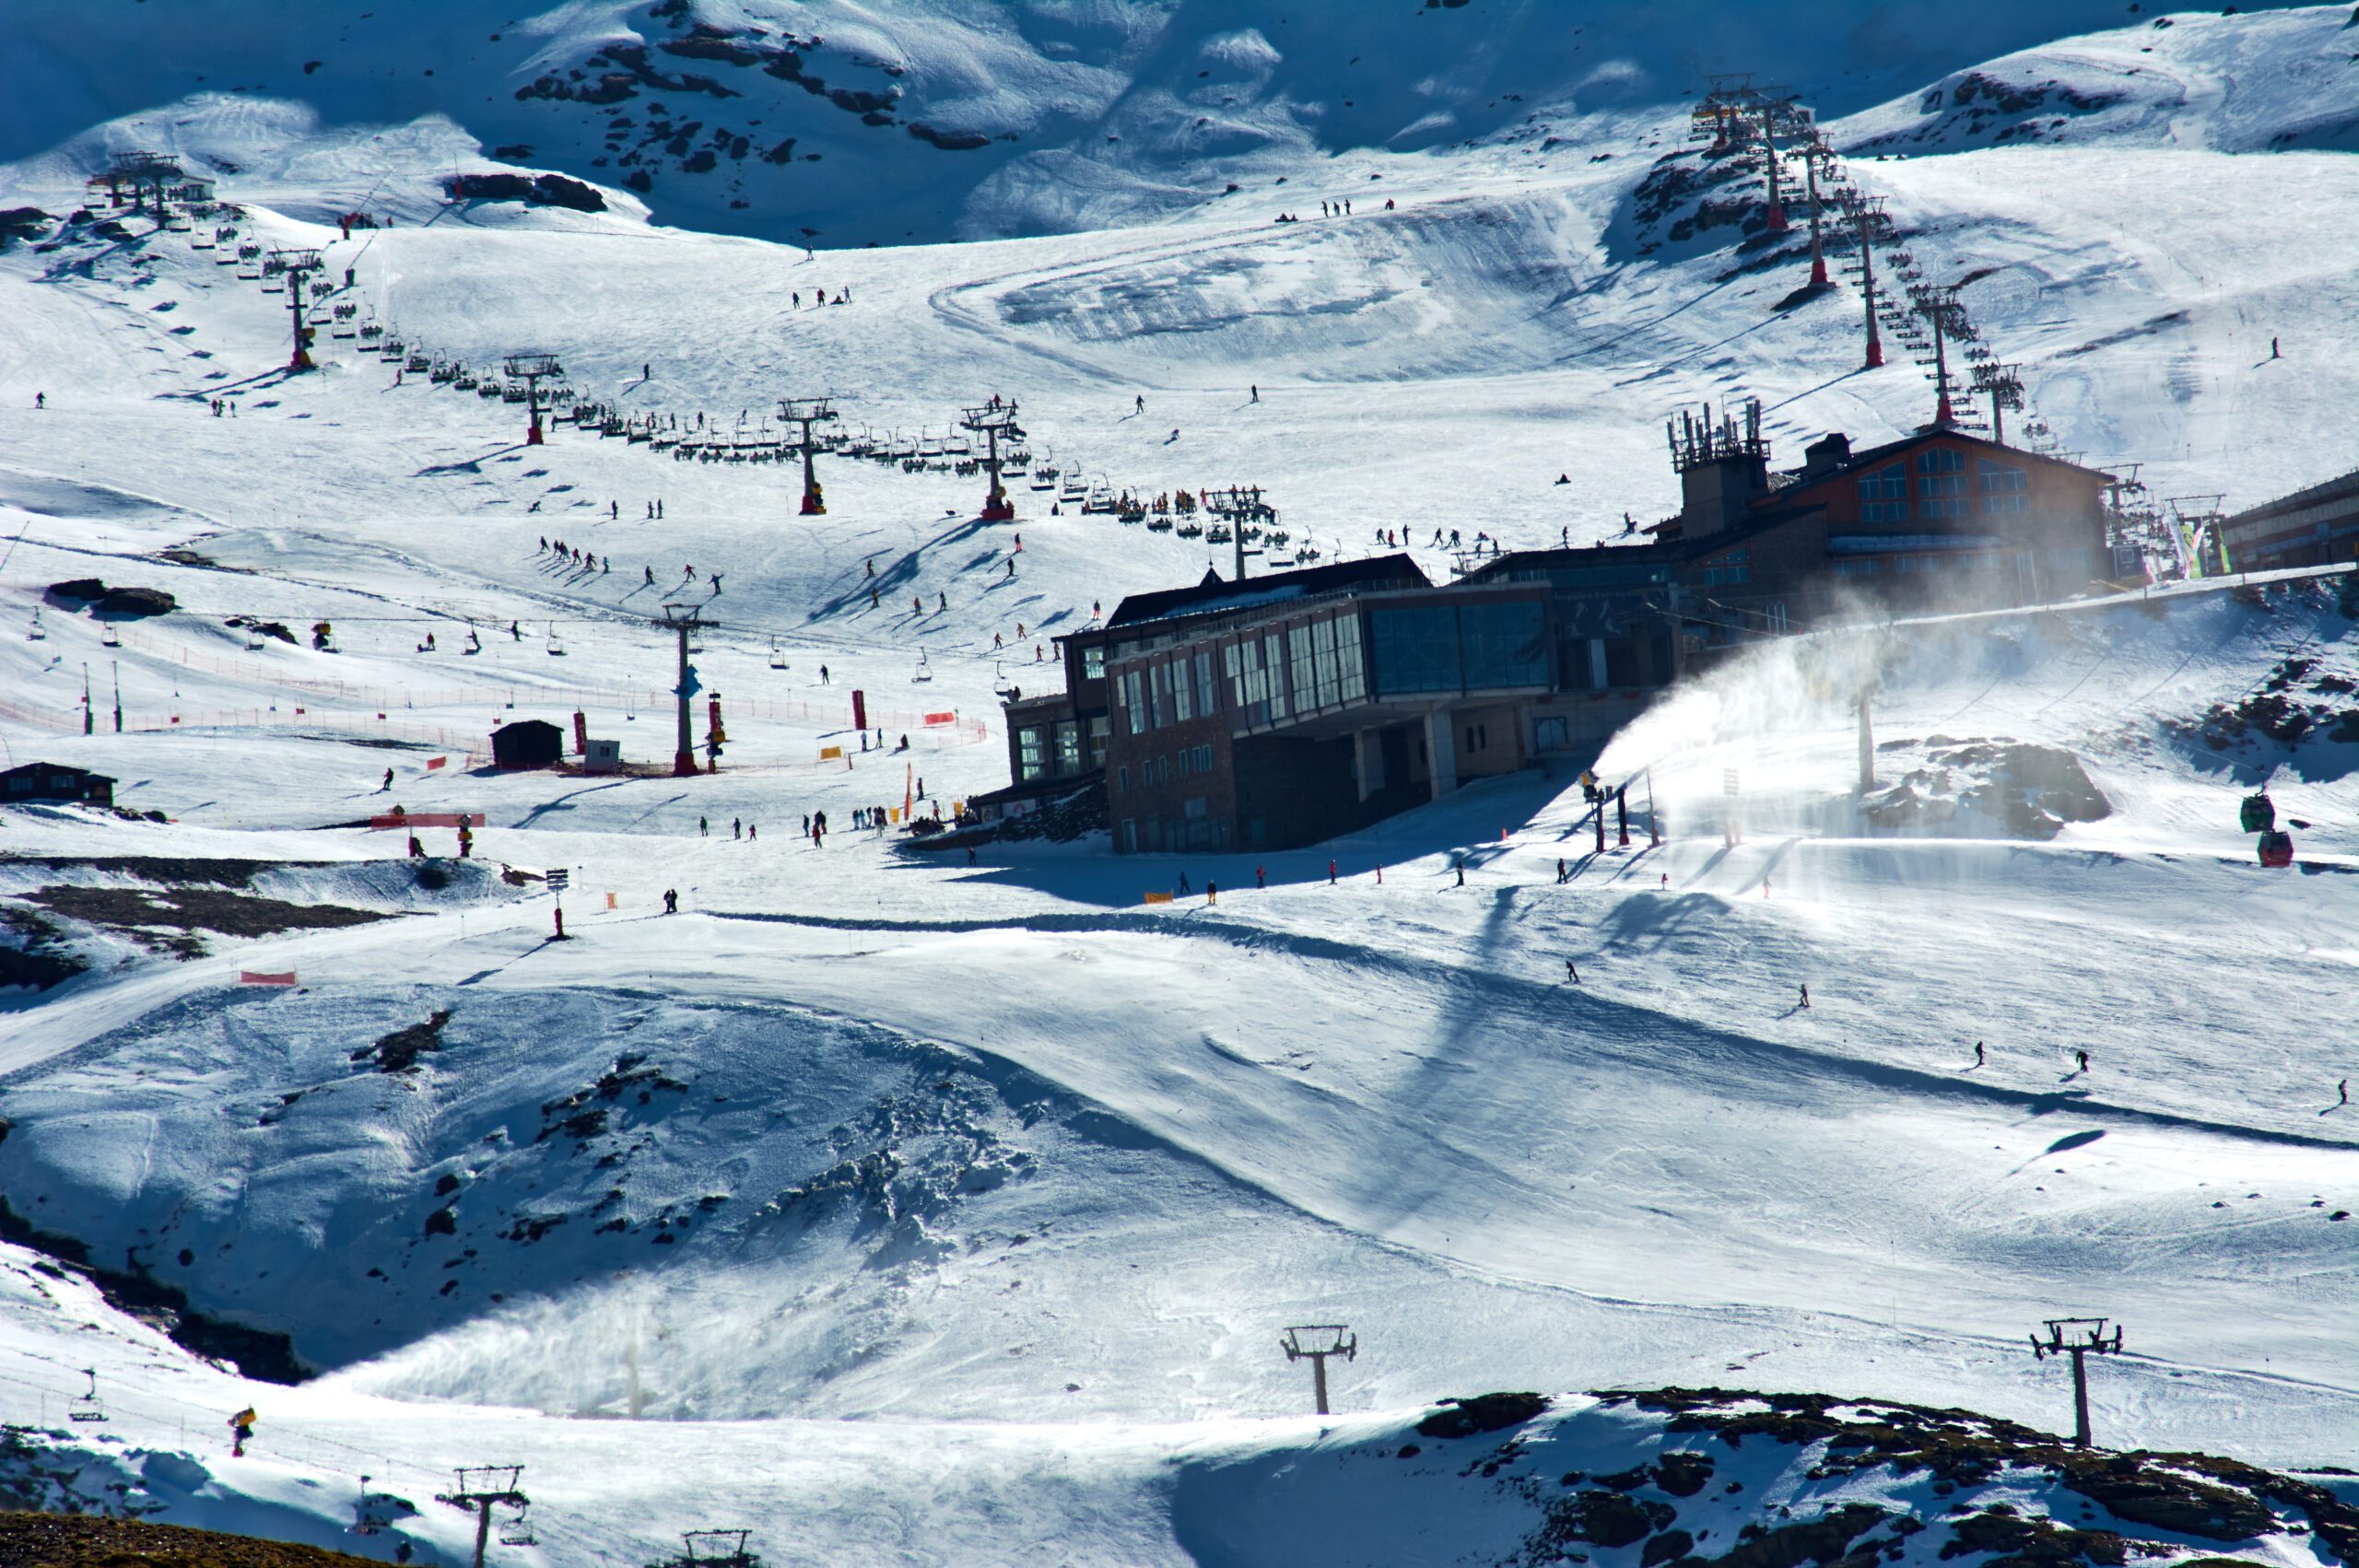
[2216,465,2359,572]
[980,411,2118,854]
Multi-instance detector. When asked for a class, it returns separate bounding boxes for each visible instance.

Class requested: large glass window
[1171,657,1192,723]
[1312,618,1339,708]
[1289,626,1316,713]
[1916,448,1965,475]
[1978,458,2027,493]
[1083,645,1105,679]
[1087,715,1109,767]
[1264,633,1288,719]
[1224,642,1244,708]
[1461,601,1549,689]
[1150,661,1170,729]
[1194,651,1215,718]
[1123,670,1145,735]
[1859,462,1907,523]
[1334,614,1366,702]
[1016,727,1043,781]
[1054,721,1082,775]
[1370,606,1460,695]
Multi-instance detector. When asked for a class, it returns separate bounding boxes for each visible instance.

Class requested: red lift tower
[269,248,323,371]
[779,396,838,515]
[960,401,1022,522]
[1843,195,1893,369]
[1908,283,1972,427]
[502,352,563,445]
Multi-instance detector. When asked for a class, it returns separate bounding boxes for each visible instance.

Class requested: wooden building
[1,763,114,807]
[997,412,2121,854]
[2218,467,2359,572]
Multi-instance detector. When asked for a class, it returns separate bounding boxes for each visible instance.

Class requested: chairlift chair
[768,638,789,670]
[68,1368,106,1423]
[101,623,122,649]
[499,1505,538,1547]
[912,650,933,684]
[27,607,46,641]
[547,623,567,657]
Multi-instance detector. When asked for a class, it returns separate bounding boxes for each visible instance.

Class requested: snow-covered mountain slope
[6,1243,2355,1568]
[0,2,2342,244]
[1,4,2356,1562]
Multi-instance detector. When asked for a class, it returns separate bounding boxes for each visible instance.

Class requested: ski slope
[0,4,2355,1563]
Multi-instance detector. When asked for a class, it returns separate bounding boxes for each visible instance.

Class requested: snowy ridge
[0,2,2356,1562]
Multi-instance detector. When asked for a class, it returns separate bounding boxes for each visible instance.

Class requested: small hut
[490,720,563,770]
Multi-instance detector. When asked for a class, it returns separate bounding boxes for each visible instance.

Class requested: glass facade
[1369,601,1548,696]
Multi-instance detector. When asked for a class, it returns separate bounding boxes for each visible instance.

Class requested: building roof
[0,762,112,782]
[1470,504,1830,584]
[1105,555,1429,630]
[1790,427,2117,491]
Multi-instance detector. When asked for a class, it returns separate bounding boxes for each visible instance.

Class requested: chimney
[1802,431,1851,479]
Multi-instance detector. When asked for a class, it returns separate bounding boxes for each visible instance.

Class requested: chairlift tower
[1845,195,1891,369]
[1970,360,2025,446]
[89,151,184,216]
[960,401,1023,521]
[1800,135,1834,287]
[2030,1317,2123,1449]
[435,1466,530,1568]
[270,249,324,370]
[1907,282,1971,427]
[502,352,563,445]
[1280,1325,1356,1416]
[655,1528,763,1568]
[659,603,716,777]
[1206,485,1276,582]
[779,396,839,514]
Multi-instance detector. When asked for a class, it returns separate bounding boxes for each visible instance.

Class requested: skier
[710,574,722,594]
[642,362,651,380]
[511,622,521,640]
[663,888,677,914]
[1328,860,1337,885]
[819,664,829,683]
[2075,1048,2090,1072]
[733,817,742,840]
[866,558,875,578]
[610,500,618,521]
[228,1408,256,1458]
[2271,337,2280,359]
[698,815,709,837]
[1250,384,1259,403]
[938,591,947,612]
[645,566,655,586]
[1798,984,1810,1010]
[914,595,923,615]
[381,767,394,791]
[1555,858,1567,884]
[1178,871,1191,895]
[747,823,757,841]
[1135,394,1144,415]
[1567,959,1579,984]
[1455,861,1465,888]
[1975,1041,1987,1068]
[34,392,44,410]
[1661,872,1669,889]
[1006,558,1016,579]
[2340,1078,2349,1106]
[1256,865,1267,889]
[657,500,663,520]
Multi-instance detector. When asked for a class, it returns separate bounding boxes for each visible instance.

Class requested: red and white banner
[426,755,447,770]
[239,970,298,987]
[923,711,956,727]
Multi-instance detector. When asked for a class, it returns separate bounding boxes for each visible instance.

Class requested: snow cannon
[2257,830,2294,869]
[2239,791,2276,834]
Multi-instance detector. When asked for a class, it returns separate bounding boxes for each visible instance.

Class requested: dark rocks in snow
[46,578,108,603]
[95,585,176,618]
[356,1009,452,1073]
[423,1204,457,1238]
[444,171,607,213]
[1860,738,2108,838]
[1418,1390,1550,1438]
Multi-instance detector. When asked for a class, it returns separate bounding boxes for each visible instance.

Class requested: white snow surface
[0,3,2355,1562]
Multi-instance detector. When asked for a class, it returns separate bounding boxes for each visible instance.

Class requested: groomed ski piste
[0,2,2355,1562]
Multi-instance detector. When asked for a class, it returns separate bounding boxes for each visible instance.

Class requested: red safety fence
[239,970,298,986]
